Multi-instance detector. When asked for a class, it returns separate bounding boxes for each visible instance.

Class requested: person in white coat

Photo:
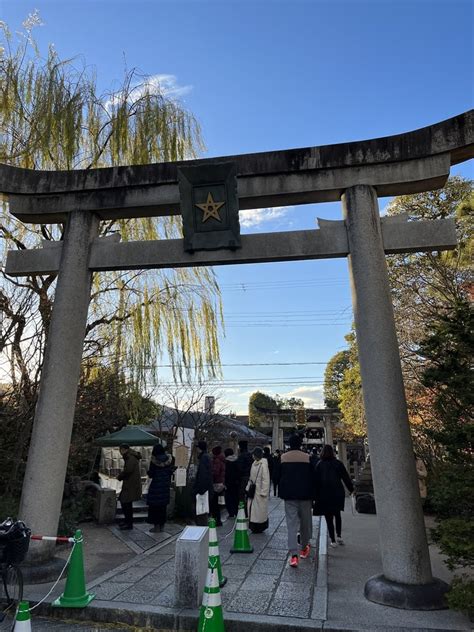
[246,447,270,533]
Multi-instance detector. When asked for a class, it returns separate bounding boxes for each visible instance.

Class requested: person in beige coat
[246,447,270,533]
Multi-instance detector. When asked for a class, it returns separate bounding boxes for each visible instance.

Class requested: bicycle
[0,518,30,631]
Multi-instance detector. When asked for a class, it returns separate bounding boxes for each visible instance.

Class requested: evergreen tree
[323,349,350,409]
[418,300,473,462]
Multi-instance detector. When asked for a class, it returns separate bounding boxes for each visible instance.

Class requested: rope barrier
[28,542,76,612]
[23,534,77,616]
[221,520,236,541]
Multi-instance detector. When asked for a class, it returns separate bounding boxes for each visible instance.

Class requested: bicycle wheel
[3,565,23,609]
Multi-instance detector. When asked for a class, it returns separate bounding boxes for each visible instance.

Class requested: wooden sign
[174,444,189,468]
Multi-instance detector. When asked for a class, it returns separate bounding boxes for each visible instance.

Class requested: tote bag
[196,491,209,515]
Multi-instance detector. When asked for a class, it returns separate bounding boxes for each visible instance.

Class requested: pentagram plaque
[178,162,241,252]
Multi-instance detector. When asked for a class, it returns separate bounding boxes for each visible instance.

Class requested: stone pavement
[325,509,471,632]
[24,497,472,631]
[108,519,184,555]
[87,498,323,623]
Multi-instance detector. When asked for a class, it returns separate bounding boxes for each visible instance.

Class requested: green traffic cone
[208,518,227,587]
[52,529,95,608]
[230,502,253,554]
[198,565,225,632]
[13,601,31,632]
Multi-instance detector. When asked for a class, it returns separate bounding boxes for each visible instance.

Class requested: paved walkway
[107,519,184,554]
[24,497,471,631]
[91,499,322,620]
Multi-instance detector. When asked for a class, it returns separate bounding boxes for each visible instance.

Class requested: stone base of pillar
[21,557,68,584]
[364,574,449,610]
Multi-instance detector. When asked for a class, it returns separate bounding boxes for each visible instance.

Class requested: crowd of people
[117,435,354,568]
[193,435,354,567]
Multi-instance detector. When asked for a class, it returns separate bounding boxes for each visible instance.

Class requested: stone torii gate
[2,111,473,609]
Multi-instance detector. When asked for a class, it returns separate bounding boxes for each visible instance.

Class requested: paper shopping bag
[196,491,209,515]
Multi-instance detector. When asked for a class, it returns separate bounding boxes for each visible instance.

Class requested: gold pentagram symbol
[196,192,225,223]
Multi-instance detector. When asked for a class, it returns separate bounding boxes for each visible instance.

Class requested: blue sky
[2,0,473,413]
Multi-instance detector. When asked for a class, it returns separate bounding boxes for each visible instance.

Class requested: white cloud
[104,74,192,111]
[214,384,325,415]
[284,386,324,409]
[239,206,292,228]
[135,74,192,99]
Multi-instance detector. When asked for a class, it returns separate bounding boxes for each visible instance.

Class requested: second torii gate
[2,110,473,609]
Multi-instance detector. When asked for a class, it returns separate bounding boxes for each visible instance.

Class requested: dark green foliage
[431,518,474,570]
[0,367,158,527]
[0,494,19,521]
[249,391,278,427]
[428,463,474,520]
[248,391,304,427]
[418,299,474,617]
[58,494,95,536]
[446,576,474,619]
[418,300,474,461]
[69,367,160,480]
[323,349,350,409]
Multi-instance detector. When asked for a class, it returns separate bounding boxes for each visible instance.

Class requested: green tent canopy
[95,426,160,447]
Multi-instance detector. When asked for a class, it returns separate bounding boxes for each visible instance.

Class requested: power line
[225,309,351,315]
[154,376,327,385]
[156,382,326,388]
[145,361,332,368]
[217,280,348,292]
[217,277,344,286]
[225,323,348,327]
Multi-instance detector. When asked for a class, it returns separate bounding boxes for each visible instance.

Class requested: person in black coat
[147,444,174,533]
[224,448,240,518]
[263,446,274,480]
[193,440,214,526]
[310,447,320,469]
[236,440,253,505]
[272,450,281,496]
[313,444,354,547]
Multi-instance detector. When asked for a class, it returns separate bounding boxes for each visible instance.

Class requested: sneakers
[300,544,311,559]
[336,536,344,545]
[329,541,338,548]
[289,555,299,568]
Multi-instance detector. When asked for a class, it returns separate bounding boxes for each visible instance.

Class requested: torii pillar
[19,211,99,562]
[343,185,447,608]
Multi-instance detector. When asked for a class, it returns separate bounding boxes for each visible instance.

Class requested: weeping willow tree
[0,13,223,398]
